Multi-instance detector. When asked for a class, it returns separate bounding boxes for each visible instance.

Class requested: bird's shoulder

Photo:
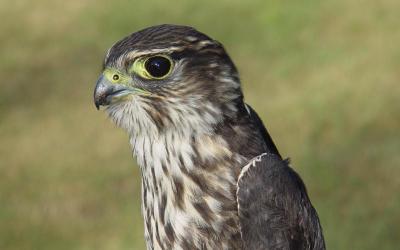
[236,153,325,250]
[243,103,281,158]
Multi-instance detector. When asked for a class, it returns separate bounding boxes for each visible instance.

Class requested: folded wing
[237,153,325,250]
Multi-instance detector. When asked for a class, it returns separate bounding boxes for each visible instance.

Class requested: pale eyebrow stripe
[110,47,185,69]
[124,47,184,60]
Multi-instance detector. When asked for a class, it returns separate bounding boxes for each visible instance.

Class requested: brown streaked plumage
[94,24,325,250]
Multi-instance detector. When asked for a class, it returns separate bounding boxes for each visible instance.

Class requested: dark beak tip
[94,94,101,110]
[94,74,107,111]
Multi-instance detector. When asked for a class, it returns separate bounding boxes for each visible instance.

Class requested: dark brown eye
[112,74,119,80]
[145,56,172,78]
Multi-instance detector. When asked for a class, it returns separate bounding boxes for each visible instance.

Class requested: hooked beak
[93,75,149,110]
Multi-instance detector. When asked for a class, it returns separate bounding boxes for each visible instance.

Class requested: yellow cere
[103,68,132,86]
[103,67,152,97]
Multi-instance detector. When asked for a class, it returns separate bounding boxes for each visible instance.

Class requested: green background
[1,0,399,249]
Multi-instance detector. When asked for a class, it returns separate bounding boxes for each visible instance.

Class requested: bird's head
[94,24,243,137]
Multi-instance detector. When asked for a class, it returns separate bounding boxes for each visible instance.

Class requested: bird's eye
[131,55,173,80]
[144,56,172,78]
[112,74,119,81]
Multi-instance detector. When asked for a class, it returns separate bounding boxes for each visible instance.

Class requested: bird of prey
[93,24,325,250]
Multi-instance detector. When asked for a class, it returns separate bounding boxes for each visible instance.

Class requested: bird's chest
[133,135,245,250]
[141,168,243,250]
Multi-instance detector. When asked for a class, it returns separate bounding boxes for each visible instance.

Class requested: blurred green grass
[1,0,399,249]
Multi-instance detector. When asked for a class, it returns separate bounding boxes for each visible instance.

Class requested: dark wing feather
[245,104,282,159]
[237,153,325,250]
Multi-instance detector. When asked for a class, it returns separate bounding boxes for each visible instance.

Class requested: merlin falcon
[93,24,325,250]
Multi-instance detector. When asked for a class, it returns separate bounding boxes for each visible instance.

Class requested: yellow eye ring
[131,55,173,80]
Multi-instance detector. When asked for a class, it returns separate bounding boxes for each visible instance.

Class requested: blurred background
[1,0,399,249]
